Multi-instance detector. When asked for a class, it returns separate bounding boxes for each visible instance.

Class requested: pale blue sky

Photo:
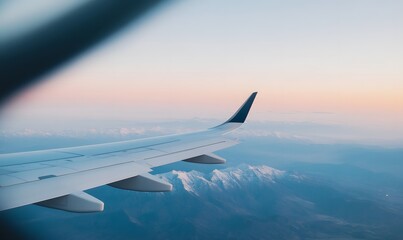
[1,0,402,145]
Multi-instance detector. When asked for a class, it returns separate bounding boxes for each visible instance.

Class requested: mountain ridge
[161,164,287,195]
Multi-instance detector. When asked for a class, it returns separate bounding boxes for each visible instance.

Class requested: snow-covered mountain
[7,162,403,240]
[161,165,286,195]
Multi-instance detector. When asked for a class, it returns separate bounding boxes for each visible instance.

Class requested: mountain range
[2,134,403,240]
[15,163,398,240]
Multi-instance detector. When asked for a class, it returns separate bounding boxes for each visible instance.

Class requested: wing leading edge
[0,92,257,212]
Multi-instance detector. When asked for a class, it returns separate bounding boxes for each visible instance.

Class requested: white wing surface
[0,92,257,212]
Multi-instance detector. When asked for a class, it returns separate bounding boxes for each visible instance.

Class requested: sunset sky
[1,0,402,143]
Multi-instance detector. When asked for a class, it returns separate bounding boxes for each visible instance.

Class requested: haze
[1,0,402,146]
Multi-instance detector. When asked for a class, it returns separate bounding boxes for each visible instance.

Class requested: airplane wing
[0,92,257,212]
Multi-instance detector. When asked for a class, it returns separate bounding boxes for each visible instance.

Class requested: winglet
[212,92,257,131]
[225,92,257,123]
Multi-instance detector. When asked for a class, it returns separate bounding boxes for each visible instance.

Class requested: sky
[0,0,402,145]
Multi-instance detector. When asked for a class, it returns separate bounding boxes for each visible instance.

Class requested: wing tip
[225,92,258,123]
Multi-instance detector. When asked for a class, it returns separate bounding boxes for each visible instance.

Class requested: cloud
[1,119,402,147]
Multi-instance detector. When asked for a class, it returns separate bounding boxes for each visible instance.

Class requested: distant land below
[1,130,402,239]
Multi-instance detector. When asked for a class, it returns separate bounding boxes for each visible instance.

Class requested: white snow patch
[163,164,293,194]
[248,165,285,182]
[172,170,197,195]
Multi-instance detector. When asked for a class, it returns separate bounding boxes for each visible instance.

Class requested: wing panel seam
[91,139,180,156]
[2,160,139,187]
[144,141,227,160]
